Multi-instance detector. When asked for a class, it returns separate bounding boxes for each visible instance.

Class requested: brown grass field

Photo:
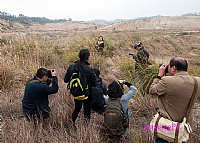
[1,19,200,143]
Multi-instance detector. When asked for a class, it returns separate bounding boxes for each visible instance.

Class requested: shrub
[0,59,16,90]
[135,65,158,95]
[119,57,135,82]
[189,66,200,76]
[103,39,116,57]
[62,51,79,64]
[0,37,8,45]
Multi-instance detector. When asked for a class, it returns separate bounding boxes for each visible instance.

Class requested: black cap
[133,42,142,49]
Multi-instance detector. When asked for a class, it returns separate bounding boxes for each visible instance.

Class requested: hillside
[0,18,25,31]
[0,18,97,32]
[29,21,96,31]
[31,16,200,32]
[0,11,68,24]
[1,15,200,33]
[101,16,200,31]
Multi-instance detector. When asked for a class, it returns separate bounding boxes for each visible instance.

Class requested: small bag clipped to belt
[150,77,198,143]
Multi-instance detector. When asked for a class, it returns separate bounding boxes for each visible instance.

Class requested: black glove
[124,82,132,88]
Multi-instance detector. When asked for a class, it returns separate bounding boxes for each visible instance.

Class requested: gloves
[124,82,132,88]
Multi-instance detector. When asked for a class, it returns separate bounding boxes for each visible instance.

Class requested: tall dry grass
[1,31,200,143]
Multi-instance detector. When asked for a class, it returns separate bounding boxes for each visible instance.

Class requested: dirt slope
[101,16,200,31]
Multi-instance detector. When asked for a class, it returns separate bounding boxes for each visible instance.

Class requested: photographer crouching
[22,68,59,122]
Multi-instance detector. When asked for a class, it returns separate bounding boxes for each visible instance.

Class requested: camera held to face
[118,80,125,91]
[47,69,55,78]
[159,64,169,75]
[165,65,169,74]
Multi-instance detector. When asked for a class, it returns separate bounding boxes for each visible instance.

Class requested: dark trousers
[72,99,92,123]
[156,137,186,143]
[23,110,49,121]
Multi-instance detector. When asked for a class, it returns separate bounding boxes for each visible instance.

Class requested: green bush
[11,38,60,66]
[119,57,135,82]
[63,51,79,64]
[0,37,8,45]
[189,66,200,76]
[135,65,158,95]
[103,39,116,57]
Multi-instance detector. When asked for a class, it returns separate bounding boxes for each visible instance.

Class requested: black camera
[129,53,137,59]
[159,64,168,75]
[118,80,125,91]
[47,69,54,78]
[165,65,168,74]
[134,42,142,49]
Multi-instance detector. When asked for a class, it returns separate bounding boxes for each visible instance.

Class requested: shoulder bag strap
[186,77,198,121]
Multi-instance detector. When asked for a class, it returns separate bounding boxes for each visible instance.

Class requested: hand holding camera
[118,80,132,88]
[158,64,168,77]
[51,69,57,77]
[129,53,136,59]
[118,80,125,84]
[47,69,57,78]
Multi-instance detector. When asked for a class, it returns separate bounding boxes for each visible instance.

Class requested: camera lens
[47,70,52,78]
[165,65,168,74]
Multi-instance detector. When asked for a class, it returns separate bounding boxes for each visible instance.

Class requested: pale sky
[0,0,199,21]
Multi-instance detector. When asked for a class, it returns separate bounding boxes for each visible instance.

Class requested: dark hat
[133,42,142,49]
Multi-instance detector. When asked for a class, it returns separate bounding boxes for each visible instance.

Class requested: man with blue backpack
[64,49,96,125]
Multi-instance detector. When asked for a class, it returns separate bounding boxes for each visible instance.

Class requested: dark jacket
[135,47,149,64]
[97,41,104,48]
[135,47,151,69]
[64,60,96,99]
[92,76,107,109]
[22,76,59,118]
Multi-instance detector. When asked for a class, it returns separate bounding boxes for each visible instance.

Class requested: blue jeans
[156,137,186,143]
